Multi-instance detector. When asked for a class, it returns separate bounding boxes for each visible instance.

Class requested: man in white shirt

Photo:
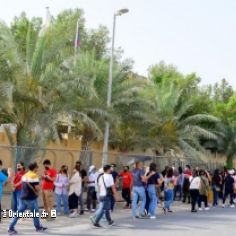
[90,165,118,228]
[86,166,97,212]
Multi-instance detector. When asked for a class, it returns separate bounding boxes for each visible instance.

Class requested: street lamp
[102,8,129,166]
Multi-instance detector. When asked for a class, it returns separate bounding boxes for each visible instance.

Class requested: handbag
[102,176,113,197]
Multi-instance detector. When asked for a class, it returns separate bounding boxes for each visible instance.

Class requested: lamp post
[102,9,129,166]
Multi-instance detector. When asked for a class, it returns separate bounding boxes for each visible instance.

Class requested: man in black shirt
[76,161,87,215]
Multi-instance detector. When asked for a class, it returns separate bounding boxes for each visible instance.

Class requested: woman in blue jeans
[163,167,174,213]
[54,165,69,215]
[146,163,163,219]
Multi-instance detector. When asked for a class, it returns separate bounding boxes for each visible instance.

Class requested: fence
[0,144,225,174]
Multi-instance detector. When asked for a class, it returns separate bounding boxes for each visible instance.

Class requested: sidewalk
[1,203,236,236]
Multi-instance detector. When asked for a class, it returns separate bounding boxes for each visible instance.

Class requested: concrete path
[0,204,235,236]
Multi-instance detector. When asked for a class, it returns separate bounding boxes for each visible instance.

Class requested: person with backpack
[90,164,118,228]
[198,170,210,211]
[8,162,47,235]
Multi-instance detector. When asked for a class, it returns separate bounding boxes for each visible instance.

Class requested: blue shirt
[0,171,8,200]
[132,168,145,187]
[147,173,160,185]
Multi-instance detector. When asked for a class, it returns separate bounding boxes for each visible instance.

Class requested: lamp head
[115,8,129,16]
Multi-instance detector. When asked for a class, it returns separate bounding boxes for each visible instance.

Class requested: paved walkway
[0,204,235,236]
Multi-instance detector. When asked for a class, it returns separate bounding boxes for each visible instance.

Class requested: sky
[1,0,236,88]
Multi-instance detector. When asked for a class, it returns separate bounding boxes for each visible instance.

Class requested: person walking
[86,165,97,212]
[212,169,222,207]
[119,166,132,209]
[198,170,210,211]
[110,164,119,211]
[12,162,25,212]
[41,159,57,221]
[68,165,82,217]
[90,164,118,228]
[189,170,200,213]
[8,162,47,235]
[182,165,192,204]
[163,168,175,213]
[222,169,235,208]
[146,163,162,219]
[54,165,69,216]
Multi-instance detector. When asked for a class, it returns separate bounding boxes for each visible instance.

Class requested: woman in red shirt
[12,162,25,212]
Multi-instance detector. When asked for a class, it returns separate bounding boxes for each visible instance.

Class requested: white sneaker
[91,209,96,212]
[205,207,210,211]
[230,204,235,208]
[198,208,203,211]
[69,212,78,218]
[222,204,225,208]
[150,216,156,219]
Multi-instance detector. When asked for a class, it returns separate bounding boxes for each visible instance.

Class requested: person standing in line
[8,162,47,235]
[182,165,192,204]
[86,165,97,212]
[12,162,25,212]
[189,170,201,213]
[211,169,222,207]
[163,168,175,213]
[68,165,82,218]
[222,169,235,208]
[76,161,87,215]
[54,165,69,216]
[131,162,155,219]
[146,163,162,219]
[198,170,210,211]
[174,167,184,201]
[119,166,132,209]
[0,161,9,223]
[90,164,118,228]
[41,159,57,221]
[110,164,119,211]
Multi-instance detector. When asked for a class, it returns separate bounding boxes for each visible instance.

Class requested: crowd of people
[0,158,236,234]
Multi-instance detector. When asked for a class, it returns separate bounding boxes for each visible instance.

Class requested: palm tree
[143,82,219,157]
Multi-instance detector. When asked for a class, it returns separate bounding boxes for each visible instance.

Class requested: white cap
[89,165,95,172]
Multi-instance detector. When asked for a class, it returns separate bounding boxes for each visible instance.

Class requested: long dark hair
[166,168,174,178]
[60,165,68,176]
[149,163,157,172]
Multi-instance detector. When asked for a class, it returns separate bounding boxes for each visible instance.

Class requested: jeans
[190,189,199,211]
[174,185,182,200]
[131,186,146,217]
[13,189,22,212]
[94,196,112,224]
[212,186,219,206]
[9,199,41,230]
[56,194,69,214]
[164,189,173,210]
[122,188,131,206]
[87,187,97,210]
[147,185,158,216]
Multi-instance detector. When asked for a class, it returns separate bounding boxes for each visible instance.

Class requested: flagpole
[74,18,80,63]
